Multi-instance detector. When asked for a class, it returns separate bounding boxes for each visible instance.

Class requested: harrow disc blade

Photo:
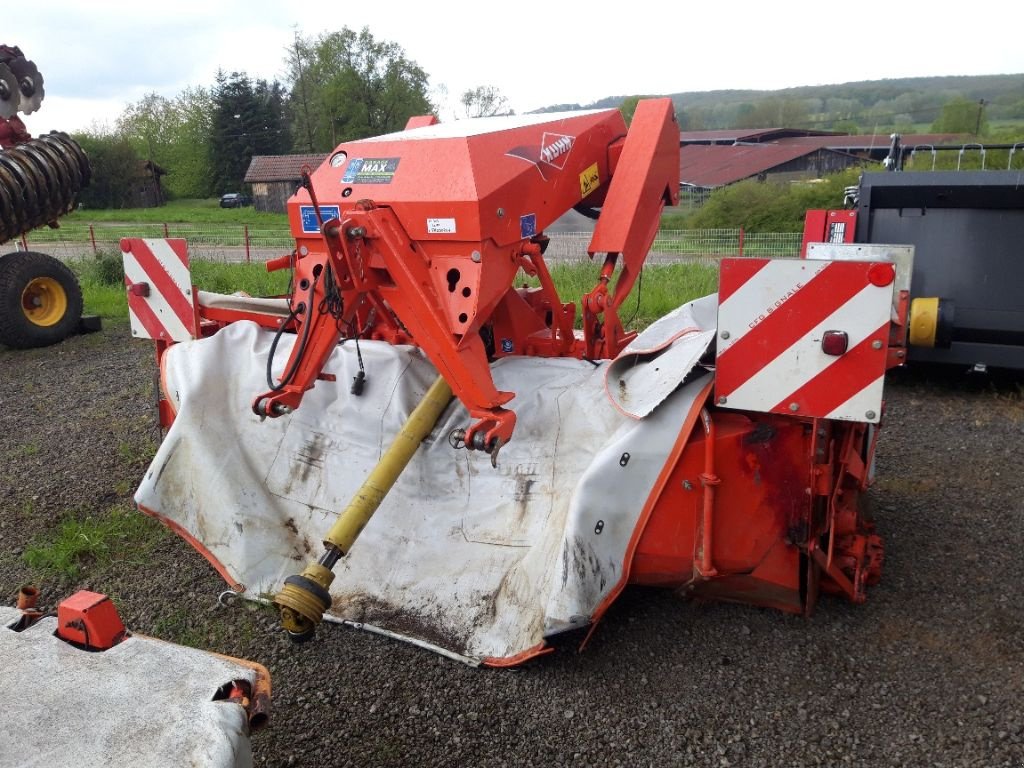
[7,56,44,114]
[0,63,18,119]
[0,133,91,245]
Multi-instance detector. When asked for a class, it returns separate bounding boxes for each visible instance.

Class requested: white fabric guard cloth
[0,607,257,768]
[136,298,716,663]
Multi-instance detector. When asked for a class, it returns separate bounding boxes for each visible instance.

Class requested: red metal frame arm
[250,275,344,417]
[355,206,517,449]
[519,242,575,355]
[582,98,680,358]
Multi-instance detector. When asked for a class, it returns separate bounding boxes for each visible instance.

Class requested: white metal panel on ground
[136,314,712,663]
[0,607,256,768]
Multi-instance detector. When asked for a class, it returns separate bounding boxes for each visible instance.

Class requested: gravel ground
[1,321,1022,768]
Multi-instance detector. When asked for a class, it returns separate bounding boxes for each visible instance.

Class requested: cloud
[8,0,1024,135]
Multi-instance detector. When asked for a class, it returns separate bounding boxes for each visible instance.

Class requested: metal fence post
[244,225,251,264]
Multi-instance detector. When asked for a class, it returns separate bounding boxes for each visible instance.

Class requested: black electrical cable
[318,262,344,322]
[265,305,301,392]
[266,271,319,392]
[341,315,367,395]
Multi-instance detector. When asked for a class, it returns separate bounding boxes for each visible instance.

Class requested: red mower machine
[124,99,908,665]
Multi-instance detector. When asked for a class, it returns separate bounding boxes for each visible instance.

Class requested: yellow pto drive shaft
[273,375,453,641]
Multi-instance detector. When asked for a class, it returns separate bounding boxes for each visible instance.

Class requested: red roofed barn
[679,129,965,204]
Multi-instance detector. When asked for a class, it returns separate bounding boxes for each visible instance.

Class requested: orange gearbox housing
[253,100,680,454]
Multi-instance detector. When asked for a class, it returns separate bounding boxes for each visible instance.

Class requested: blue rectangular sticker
[299,205,340,234]
[520,213,537,239]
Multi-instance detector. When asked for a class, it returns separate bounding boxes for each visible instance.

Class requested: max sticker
[579,163,600,198]
[342,157,400,184]
[506,132,575,180]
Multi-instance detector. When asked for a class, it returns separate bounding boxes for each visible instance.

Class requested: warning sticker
[427,218,457,234]
[342,157,400,184]
[579,163,600,198]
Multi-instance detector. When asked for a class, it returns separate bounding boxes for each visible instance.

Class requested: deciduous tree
[71,132,143,209]
[461,86,510,118]
[931,96,988,135]
[286,27,433,151]
[118,88,216,199]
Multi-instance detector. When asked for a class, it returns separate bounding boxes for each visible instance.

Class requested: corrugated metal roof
[681,129,775,143]
[779,133,964,151]
[681,128,841,144]
[679,132,971,187]
[681,129,966,149]
[244,154,328,183]
[680,143,841,188]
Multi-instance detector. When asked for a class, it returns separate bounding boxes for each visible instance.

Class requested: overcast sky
[11,0,1024,136]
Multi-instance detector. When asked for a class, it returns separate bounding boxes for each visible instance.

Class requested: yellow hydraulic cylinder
[909,297,940,347]
[274,374,453,640]
[909,296,955,349]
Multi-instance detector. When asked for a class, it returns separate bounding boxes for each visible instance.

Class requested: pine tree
[209,71,291,193]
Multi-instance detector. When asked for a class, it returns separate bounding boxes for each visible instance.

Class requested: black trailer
[854,170,1024,370]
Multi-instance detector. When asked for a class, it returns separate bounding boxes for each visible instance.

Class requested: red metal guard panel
[121,237,197,342]
[715,258,895,423]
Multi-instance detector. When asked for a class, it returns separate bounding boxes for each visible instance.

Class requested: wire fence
[9,224,804,264]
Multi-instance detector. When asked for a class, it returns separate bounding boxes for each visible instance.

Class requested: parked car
[219,192,252,208]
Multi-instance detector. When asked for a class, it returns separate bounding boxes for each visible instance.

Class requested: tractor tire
[0,250,84,349]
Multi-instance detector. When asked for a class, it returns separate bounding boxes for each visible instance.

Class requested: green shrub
[88,252,127,286]
[677,168,863,232]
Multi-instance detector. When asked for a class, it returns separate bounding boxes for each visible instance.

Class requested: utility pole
[975,99,987,137]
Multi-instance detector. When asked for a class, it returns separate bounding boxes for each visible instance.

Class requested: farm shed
[244,154,328,213]
[130,160,167,208]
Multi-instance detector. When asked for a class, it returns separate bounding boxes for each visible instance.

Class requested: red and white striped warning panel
[121,238,197,342]
[715,258,896,423]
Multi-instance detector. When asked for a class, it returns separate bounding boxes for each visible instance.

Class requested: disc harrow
[0,131,90,245]
[0,45,43,117]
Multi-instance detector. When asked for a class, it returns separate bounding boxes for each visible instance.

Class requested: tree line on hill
[556,74,1024,136]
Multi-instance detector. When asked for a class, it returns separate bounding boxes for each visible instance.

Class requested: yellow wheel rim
[21,276,68,327]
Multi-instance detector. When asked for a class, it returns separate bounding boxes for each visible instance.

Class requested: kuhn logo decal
[506,132,575,179]
[539,133,573,167]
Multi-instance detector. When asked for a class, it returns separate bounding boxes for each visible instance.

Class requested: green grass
[117,438,158,465]
[77,258,715,328]
[64,198,289,227]
[73,255,291,319]
[151,607,218,649]
[22,503,168,580]
[76,277,130,319]
[7,440,40,459]
[533,261,718,330]
[191,260,291,296]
